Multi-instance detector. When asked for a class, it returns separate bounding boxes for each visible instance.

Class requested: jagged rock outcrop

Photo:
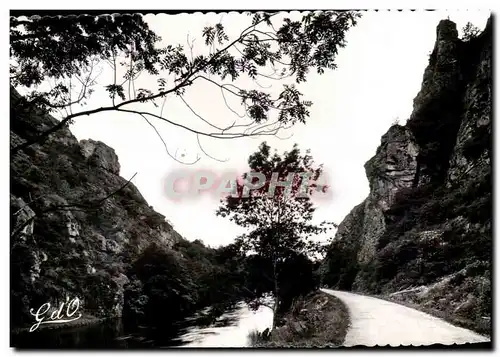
[323,18,492,334]
[10,89,183,327]
[357,125,419,266]
[80,139,121,175]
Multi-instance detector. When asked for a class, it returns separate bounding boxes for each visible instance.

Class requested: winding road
[321,289,490,347]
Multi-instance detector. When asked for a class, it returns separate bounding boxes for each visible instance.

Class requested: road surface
[321,289,490,347]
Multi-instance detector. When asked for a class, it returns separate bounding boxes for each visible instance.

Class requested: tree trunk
[271,259,279,330]
[272,296,279,330]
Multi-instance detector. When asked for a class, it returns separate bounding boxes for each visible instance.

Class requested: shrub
[461,22,481,42]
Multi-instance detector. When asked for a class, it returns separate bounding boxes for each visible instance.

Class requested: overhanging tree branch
[11,11,360,161]
[139,112,201,165]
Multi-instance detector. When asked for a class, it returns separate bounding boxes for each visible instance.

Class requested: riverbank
[249,291,350,348]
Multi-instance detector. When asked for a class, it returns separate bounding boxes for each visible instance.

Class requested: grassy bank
[249,291,350,348]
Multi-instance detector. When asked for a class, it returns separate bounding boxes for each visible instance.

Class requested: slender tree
[216,142,335,328]
[10,11,360,162]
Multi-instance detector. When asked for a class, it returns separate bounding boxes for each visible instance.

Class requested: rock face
[80,139,121,175]
[358,125,419,266]
[323,18,492,334]
[10,90,183,327]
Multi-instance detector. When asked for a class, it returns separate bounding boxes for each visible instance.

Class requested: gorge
[9,13,493,348]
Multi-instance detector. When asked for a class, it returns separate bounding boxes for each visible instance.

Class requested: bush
[124,243,199,325]
[461,22,481,42]
[251,292,350,347]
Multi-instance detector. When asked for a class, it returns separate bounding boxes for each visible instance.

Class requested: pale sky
[27,10,492,247]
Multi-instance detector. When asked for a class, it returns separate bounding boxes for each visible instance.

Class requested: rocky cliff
[323,18,492,334]
[10,89,184,327]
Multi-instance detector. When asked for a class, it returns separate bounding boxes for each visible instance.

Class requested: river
[11,302,274,349]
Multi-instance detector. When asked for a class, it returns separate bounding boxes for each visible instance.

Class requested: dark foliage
[10,14,161,88]
[461,22,481,42]
[123,239,248,327]
[406,90,463,183]
[10,12,360,156]
[322,240,360,290]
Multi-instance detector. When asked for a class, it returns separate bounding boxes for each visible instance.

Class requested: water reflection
[11,302,273,349]
[177,302,273,347]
